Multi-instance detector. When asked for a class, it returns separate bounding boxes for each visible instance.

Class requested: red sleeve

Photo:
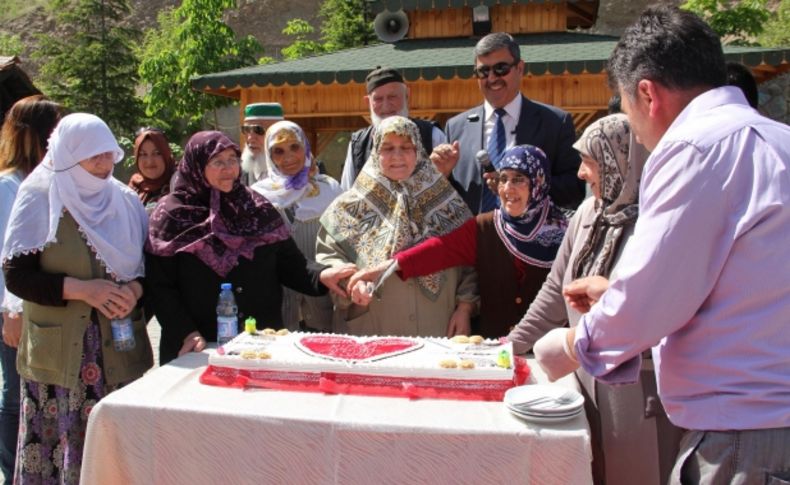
[395,217,477,279]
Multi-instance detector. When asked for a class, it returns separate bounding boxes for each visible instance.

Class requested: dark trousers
[0,315,20,482]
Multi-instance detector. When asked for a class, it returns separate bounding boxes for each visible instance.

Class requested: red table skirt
[200,356,529,401]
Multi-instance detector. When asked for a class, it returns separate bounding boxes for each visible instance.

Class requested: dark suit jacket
[445,95,584,213]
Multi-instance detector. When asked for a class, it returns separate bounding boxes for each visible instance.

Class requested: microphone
[476,150,496,174]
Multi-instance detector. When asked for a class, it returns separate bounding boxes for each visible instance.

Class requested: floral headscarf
[571,113,649,278]
[320,116,471,299]
[251,121,341,221]
[146,131,288,277]
[493,145,567,267]
[128,129,175,205]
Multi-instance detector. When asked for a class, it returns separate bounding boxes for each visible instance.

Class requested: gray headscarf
[571,113,649,278]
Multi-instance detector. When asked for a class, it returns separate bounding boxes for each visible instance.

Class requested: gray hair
[474,32,520,62]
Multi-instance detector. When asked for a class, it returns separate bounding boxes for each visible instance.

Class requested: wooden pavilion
[192,0,790,172]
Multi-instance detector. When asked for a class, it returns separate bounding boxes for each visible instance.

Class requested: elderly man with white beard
[340,66,447,189]
[240,102,284,186]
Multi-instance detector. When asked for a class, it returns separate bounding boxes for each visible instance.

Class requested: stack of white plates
[504,385,584,423]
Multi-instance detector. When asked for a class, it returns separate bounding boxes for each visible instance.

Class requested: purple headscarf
[493,144,568,268]
[146,131,289,276]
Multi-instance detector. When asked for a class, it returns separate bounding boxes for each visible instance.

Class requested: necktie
[482,108,507,212]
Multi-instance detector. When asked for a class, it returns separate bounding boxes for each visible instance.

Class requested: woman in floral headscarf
[2,113,152,484]
[317,116,477,338]
[145,131,354,364]
[252,121,343,332]
[509,114,682,485]
[348,144,568,339]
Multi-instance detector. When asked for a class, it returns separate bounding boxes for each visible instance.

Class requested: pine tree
[35,0,143,136]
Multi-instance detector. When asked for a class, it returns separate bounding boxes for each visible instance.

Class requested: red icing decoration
[298,335,419,362]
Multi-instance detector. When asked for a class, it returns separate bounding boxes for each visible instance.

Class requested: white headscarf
[1,113,148,284]
[251,121,341,221]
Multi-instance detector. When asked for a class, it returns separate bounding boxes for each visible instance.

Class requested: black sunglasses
[472,61,519,79]
[241,124,266,136]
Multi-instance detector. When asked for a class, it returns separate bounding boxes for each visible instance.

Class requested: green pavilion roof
[367,0,595,15]
[191,33,790,90]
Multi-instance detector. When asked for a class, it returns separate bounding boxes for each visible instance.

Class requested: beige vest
[17,213,153,389]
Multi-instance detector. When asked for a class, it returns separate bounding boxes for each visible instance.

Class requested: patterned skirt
[14,320,119,485]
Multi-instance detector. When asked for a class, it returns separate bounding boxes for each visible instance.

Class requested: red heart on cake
[298,335,421,362]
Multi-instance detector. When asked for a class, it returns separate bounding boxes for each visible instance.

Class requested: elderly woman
[252,121,343,332]
[128,128,176,212]
[145,131,353,365]
[317,116,477,337]
[349,145,567,339]
[508,114,681,485]
[2,113,152,484]
[0,95,61,484]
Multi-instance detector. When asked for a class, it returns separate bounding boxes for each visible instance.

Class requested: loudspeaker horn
[374,10,409,43]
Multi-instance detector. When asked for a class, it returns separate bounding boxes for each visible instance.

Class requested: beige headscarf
[571,113,649,278]
[320,116,471,300]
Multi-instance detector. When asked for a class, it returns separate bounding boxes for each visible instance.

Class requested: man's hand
[429,141,460,177]
[179,331,206,357]
[563,276,610,314]
[2,311,22,348]
[533,327,579,382]
[483,170,499,193]
[319,263,358,299]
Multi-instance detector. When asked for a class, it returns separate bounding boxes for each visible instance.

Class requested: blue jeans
[0,315,20,482]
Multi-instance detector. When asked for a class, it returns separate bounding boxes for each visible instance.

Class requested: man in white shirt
[534,6,790,483]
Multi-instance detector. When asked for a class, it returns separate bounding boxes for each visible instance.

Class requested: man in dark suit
[431,33,584,214]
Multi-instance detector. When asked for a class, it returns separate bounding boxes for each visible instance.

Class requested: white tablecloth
[81,350,592,485]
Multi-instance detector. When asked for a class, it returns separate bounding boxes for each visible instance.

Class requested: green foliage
[281,19,324,60]
[0,33,24,56]
[276,0,373,62]
[681,0,770,45]
[319,0,374,52]
[137,0,260,138]
[758,0,790,47]
[34,0,143,136]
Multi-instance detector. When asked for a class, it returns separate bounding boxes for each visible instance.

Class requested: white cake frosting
[209,331,515,382]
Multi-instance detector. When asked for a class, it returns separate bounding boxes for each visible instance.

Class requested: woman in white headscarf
[1,113,152,485]
[252,121,343,331]
[508,114,682,485]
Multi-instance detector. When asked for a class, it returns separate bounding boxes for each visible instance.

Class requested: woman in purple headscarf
[145,131,354,365]
[348,144,567,338]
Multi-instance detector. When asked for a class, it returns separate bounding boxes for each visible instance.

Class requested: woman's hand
[64,277,137,320]
[446,301,474,337]
[346,259,394,296]
[349,280,374,307]
[319,263,357,299]
[563,276,610,314]
[2,311,22,348]
[179,331,206,357]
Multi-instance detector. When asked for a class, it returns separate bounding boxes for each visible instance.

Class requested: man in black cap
[340,66,446,189]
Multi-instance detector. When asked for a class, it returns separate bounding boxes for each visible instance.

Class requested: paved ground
[0,319,162,484]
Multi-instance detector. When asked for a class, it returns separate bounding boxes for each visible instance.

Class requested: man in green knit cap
[240,102,284,185]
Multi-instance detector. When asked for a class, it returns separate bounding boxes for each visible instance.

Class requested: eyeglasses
[497,173,529,187]
[241,124,266,136]
[206,157,241,169]
[379,145,416,157]
[472,61,519,79]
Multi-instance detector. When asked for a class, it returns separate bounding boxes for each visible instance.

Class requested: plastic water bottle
[216,283,238,345]
[110,316,136,351]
